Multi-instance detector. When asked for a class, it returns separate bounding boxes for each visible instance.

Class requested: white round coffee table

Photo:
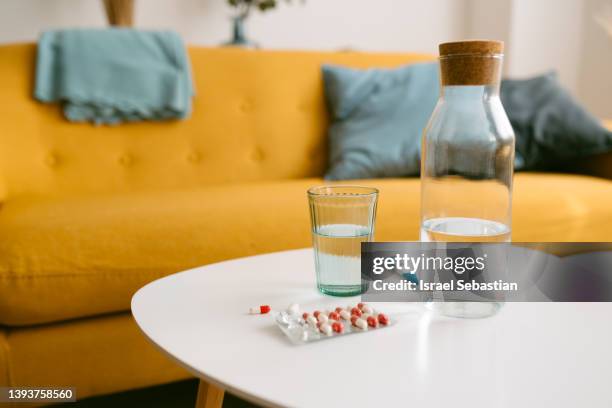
[131,248,612,408]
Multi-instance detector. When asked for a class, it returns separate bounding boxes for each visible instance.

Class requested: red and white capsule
[287,303,300,315]
[353,317,368,330]
[377,313,389,325]
[319,323,333,336]
[332,321,344,333]
[249,305,271,314]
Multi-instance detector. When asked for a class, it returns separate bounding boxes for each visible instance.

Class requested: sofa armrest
[569,120,612,180]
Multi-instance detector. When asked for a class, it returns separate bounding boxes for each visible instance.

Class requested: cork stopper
[439,40,504,86]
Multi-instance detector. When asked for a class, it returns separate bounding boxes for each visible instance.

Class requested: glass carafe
[420,40,515,318]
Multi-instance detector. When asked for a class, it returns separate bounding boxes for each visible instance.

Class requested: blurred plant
[594,3,612,38]
[224,0,304,47]
[227,0,303,19]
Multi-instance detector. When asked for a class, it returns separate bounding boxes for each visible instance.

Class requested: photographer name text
[372,279,518,292]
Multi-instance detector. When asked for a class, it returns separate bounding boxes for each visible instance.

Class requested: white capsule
[361,313,372,320]
[306,315,318,326]
[287,303,300,316]
[319,323,332,336]
[355,318,368,330]
[248,307,259,314]
[317,314,329,324]
[362,305,374,314]
[339,310,351,320]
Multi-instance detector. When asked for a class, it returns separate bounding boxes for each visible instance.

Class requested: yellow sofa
[0,43,611,400]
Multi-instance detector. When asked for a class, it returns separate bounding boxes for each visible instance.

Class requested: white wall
[465,0,611,118]
[465,0,514,78]
[578,0,612,118]
[466,0,585,90]
[507,0,585,92]
[0,0,107,40]
[465,0,513,45]
[0,0,466,53]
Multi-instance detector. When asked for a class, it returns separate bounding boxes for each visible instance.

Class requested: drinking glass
[307,186,378,296]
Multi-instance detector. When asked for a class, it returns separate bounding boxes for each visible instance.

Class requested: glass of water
[307,186,378,296]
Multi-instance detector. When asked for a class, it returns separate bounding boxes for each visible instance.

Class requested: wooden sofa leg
[195,379,225,408]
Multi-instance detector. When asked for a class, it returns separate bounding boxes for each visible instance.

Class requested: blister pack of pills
[273,303,394,345]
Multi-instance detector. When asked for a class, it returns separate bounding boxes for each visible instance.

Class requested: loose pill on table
[317,314,329,324]
[332,321,344,333]
[351,307,362,317]
[328,311,340,321]
[354,318,368,330]
[320,323,332,336]
[377,313,389,325]
[249,305,271,314]
[367,316,378,328]
[339,310,351,320]
[287,303,300,315]
[362,305,373,314]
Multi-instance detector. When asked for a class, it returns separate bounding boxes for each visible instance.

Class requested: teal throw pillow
[323,63,439,180]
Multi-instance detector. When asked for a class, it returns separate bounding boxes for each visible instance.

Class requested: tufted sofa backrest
[0,44,433,199]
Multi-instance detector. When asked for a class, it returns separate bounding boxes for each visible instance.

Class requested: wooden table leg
[195,379,225,408]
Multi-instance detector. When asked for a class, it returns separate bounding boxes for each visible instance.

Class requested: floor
[58,379,257,408]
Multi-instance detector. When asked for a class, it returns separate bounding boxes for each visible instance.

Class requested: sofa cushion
[0,174,611,326]
[0,178,417,326]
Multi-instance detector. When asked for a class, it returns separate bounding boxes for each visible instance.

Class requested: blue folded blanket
[35,29,194,124]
